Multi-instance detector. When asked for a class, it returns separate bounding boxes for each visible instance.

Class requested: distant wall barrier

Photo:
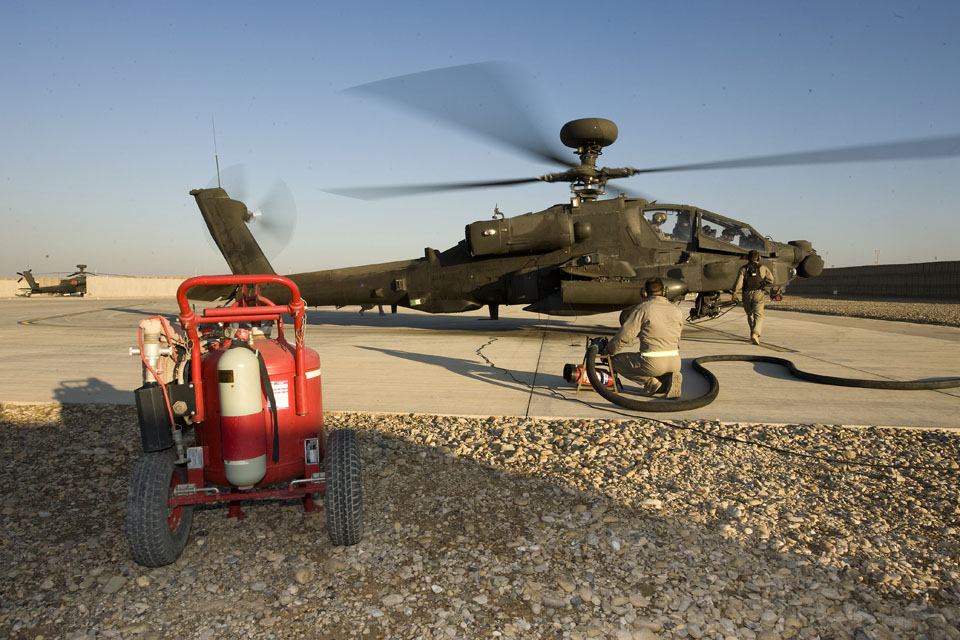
[86,276,183,297]
[0,276,185,298]
[3,262,958,300]
[786,261,960,300]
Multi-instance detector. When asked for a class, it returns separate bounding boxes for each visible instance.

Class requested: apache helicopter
[188,64,960,320]
[17,265,88,297]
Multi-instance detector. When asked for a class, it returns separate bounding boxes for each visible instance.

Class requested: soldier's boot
[750,334,760,345]
[642,377,662,396]
[658,372,683,399]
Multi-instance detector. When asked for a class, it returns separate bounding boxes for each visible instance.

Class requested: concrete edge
[0,401,952,432]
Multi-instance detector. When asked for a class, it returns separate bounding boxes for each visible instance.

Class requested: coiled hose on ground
[583,341,960,413]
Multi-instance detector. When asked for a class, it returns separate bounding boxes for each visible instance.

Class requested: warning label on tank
[270,380,289,410]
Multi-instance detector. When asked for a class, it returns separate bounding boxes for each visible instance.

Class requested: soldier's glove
[590,337,609,355]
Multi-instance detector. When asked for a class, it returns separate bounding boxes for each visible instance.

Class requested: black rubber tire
[324,429,363,546]
[126,448,193,567]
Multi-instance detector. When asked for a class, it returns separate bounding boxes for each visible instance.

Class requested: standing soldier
[600,277,684,397]
[733,250,774,345]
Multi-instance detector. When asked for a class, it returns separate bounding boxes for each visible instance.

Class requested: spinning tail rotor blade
[251,179,297,252]
[202,165,249,254]
[216,164,248,202]
[203,167,296,257]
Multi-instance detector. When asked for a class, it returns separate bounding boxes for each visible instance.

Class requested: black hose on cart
[583,339,960,413]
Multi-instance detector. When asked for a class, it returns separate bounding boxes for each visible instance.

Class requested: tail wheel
[324,429,363,546]
[126,448,194,567]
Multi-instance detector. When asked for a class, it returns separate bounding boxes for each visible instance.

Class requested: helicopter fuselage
[289,195,820,315]
[190,188,823,317]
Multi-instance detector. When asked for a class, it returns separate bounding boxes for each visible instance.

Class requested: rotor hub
[555,119,626,201]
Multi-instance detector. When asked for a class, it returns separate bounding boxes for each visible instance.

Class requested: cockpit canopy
[642,206,767,253]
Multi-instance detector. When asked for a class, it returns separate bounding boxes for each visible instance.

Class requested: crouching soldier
[600,277,684,398]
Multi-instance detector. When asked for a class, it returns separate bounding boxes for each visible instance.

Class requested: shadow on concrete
[708,360,806,383]
[54,377,129,404]
[303,308,614,335]
[105,306,178,319]
[58,301,619,337]
[355,345,794,409]
[357,345,544,396]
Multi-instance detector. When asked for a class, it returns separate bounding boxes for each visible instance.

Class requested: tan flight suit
[605,295,684,394]
[734,261,774,341]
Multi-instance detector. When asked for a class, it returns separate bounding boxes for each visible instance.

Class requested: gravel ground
[1,403,958,640]
[768,296,960,328]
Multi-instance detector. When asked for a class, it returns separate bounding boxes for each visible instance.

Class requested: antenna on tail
[212,116,221,188]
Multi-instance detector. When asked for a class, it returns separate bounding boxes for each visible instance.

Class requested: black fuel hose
[584,342,960,413]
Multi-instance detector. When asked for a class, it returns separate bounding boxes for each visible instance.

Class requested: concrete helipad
[1,297,958,428]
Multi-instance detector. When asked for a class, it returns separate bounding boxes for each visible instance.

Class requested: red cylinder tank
[197,335,324,487]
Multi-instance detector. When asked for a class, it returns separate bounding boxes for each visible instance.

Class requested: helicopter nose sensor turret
[787,240,825,278]
[797,253,825,278]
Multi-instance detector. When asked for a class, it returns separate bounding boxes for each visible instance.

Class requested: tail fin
[190,188,275,275]
[17,269,38,290]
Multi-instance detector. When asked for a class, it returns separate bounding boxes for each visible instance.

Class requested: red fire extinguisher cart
[126,274,362,567]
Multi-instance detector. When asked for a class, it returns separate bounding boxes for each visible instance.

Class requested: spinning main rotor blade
[329,178,657,202]
[347,62,575,168]
[631,134,960,175]
[607,185,656,201]
[327,176,544,200]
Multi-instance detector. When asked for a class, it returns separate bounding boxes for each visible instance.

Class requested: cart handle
[176,275,309,422]
[176,274,305,319]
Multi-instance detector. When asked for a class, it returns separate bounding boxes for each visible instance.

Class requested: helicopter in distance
[187,63,960,321]
[17,265,89,297]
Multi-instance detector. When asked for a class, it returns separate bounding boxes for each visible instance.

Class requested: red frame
[169,483,325,508]
[176,275,309,423]
[172,275,323,513]
[174,443,325,512]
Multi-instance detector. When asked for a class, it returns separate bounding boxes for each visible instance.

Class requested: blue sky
[2,0,958,277]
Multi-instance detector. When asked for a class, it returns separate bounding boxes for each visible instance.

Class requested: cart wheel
[126,448,194,567]
[324,429,363,546]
